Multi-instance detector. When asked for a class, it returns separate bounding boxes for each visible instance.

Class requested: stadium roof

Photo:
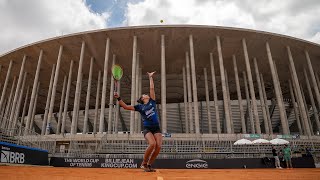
[0,25,320,113]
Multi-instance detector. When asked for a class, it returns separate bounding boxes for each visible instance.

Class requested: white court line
[157,176,164,180]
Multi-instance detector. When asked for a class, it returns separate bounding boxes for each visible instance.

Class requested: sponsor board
[1,149,25,164]
[50,157,315,169]
[277,134,300,139]
[0,141,48,165]
[185,159,208,169]
[243,134,261,138]
[52,158,140,168]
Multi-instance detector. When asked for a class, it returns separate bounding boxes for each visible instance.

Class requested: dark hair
[137,97,143,104]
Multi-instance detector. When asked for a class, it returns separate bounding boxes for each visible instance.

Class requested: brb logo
[1,146,25,164]
[185,159,208,169]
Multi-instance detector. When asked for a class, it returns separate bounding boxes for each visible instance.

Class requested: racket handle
[114,80,118,93]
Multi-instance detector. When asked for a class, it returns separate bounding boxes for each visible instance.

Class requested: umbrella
[270,138,289,145]
[234,139,253,145]
[252,139,270,144]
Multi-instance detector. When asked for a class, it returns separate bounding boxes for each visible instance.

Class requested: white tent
[252,139,270,144]
[234,139,253,145]
[270,138,289,145]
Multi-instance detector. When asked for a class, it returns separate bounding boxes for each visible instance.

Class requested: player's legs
[274,156,280,168]
[288,157,293,168]
[284,156,289,168]
[277,157,282,168]
[142,132,156,166]
[148,132,163,165]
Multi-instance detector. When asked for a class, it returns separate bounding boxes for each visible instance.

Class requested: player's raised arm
[114,93,135,111]
[147,71,156,100]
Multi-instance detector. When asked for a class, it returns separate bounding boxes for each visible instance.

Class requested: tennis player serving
[114,71,162,172]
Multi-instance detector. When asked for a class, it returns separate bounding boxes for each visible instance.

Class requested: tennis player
[114,71,162,172]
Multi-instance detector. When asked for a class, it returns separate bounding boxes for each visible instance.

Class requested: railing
[0,117,56,153]
[52,152,271,159]
[63,135,320,156]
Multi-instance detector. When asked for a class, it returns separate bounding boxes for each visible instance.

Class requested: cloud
[125,0,320,44]
[0,0,109,55]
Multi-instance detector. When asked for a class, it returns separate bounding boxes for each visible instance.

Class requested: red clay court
[0,166,320,180]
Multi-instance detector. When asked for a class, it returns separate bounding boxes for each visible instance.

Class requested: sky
[0,0,319,54]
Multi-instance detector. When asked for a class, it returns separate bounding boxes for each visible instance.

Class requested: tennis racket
[111,64,123,93]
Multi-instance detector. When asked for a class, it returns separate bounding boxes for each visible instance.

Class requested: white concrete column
[183,67,189,133]
[75,73,83,132]
[289,67,308,134]
[72,41,85,134]
[287,46,311,136]
[138,68,142,132]
[114,78,120,134]
[242,39,261,134]
[316,73,320,93]
[273,61,289,133]
[253,58,269,134]
[225,69,233,133]
[99,38,111,133]
[0,65,1,94]
[289,80,303,134]
[56,75,67,134]
[19,86,29,132]
[94,71,101,134]
[40,64,55,135]
[301,87,313,135]
[0,60,13,116]
[266,42,289,135]
[186,52,194,133]
[107,55,116,134]
[129,36,137,134]
[9,56,26,128]
[0,98,7,125]
[30,82,40,130]
[189,35,200,134]
[161,35,167,133]
[210,53,221,134]
[260,74,273,134]
[26,50,41,132]
[243,71,255,133]
[12,72,27,129]
[204,68,212,133]
[233,55,246,133]
[46,45,63,135]
[304,68,320,132]
[2,76,16,128]
[24,50,43,134]
[13,73,27,127]
[305,50,320,110]
[61,60,74,134]
[216,36,231,134]
[134,54,140,133]
[82,57,94,134]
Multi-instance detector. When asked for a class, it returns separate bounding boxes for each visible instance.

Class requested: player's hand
[114,92,119,99]
[147,71,156,77]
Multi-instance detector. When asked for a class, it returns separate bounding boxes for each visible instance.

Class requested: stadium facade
[0,26,319,160]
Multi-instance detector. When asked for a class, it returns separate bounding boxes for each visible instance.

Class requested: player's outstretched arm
[147,71,156,100]
[114,93,135,111]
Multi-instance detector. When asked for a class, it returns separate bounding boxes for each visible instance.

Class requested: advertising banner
[0,141,48,165]
[50,157,315,169]
[50,157,142,168]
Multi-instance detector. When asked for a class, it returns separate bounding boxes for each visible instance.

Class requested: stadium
[0,25,320,170]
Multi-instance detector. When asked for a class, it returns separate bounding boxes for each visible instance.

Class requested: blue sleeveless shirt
[134,98,160,127]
